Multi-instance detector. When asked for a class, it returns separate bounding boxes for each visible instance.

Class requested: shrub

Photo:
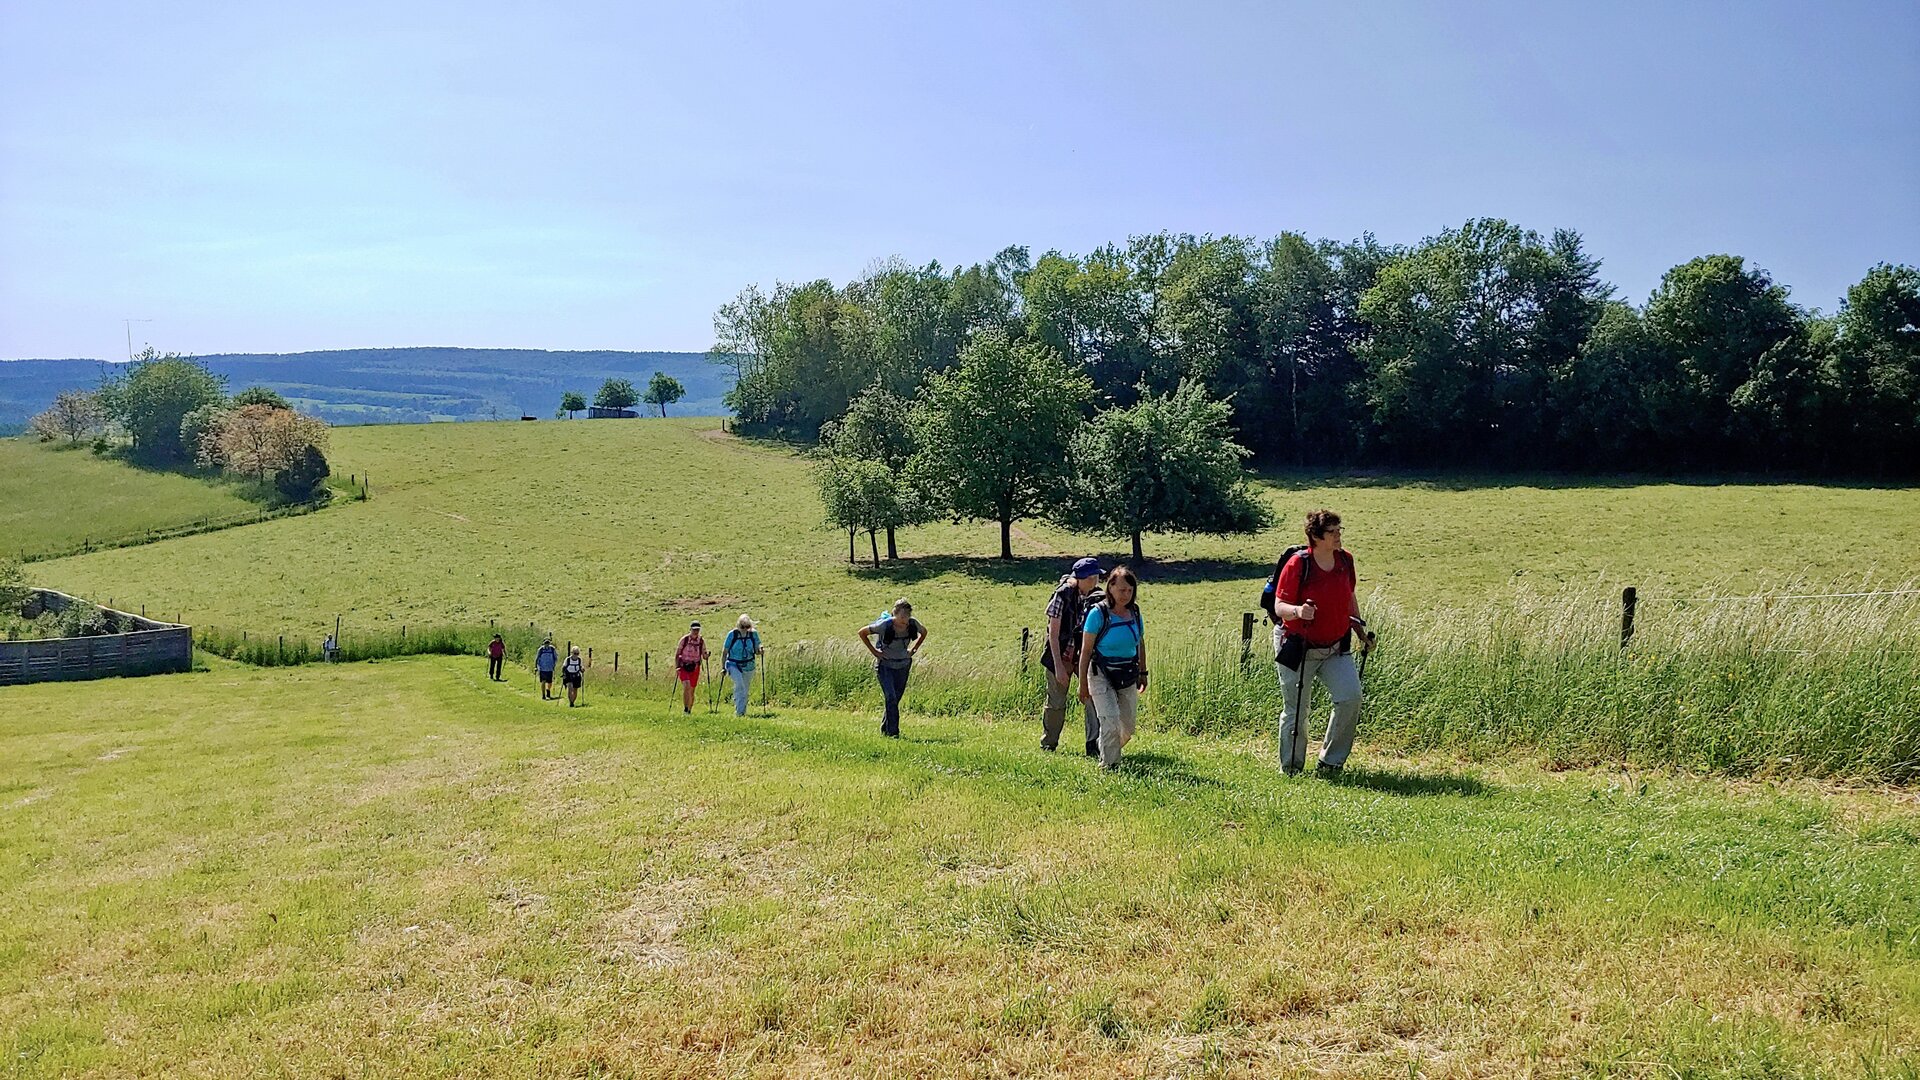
[275,444,330,503]
[0,560,29,615]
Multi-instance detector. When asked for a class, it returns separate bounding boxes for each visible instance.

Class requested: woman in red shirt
[1272,509,1366,776]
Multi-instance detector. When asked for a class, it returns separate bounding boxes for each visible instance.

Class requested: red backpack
[676,636,703,671]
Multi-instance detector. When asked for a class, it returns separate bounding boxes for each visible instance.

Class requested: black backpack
[1258,546,1313,621]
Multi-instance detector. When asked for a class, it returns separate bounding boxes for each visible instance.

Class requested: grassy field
[0,437,263,561]
[28,418,1920,664]
[2,658,1915,1077]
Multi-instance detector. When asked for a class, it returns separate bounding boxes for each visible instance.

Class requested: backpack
[563,654,583,676]
[1258,546,1310,621]
[676,636,703,671]
[879,617,918,646]
[1087,601,1143,687]
[724,629,759,664]
[1042,577,1100,669]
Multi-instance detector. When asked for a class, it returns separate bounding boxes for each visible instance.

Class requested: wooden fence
[0,590,192,685]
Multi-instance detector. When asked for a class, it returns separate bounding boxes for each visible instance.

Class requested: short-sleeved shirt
[1082,604,1142,660]
[535,645,558,673]
[1043,578,1102,666]
[723,630,760,666]
[1276,549,1356,647]
[488,639,505,658]
[866,616,923,668]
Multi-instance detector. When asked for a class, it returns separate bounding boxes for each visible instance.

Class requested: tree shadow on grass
[1326,763,1491,797]
[845,553,1272,588]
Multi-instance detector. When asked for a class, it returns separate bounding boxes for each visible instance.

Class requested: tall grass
[194,622,549,667]
[570,586,1920,782]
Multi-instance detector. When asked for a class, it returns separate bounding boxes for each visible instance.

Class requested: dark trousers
[876,661,911,736]
[488,656,503,680]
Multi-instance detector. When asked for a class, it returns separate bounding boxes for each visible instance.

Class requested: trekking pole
[1293,648,1310,772]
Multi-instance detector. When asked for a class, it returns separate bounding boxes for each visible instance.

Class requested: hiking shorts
[677,664,701,687]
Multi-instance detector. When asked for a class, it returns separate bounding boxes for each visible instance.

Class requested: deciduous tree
[909,330,1091,559]
[96,349,226,463]
[1057,381,1272,561]
[644,372,686,417]
[594,378,640,411]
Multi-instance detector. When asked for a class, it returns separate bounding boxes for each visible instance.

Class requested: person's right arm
[858,624,881,659]
[1274,560,1316,623]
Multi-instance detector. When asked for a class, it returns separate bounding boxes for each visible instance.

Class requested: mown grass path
[3,659,1915,1077]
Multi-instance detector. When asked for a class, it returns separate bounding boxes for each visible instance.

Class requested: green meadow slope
[0,437,261,561]
[28,418,1920,662]
[2,658,1915,1077]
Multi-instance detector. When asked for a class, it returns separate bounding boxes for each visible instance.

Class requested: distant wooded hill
[0,347,730,429]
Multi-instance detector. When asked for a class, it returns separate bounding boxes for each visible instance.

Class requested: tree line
[30,349,332,503]
[707,221,1920,478]
[557,373,686,418]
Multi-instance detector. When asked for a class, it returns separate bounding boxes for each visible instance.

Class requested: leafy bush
[274,444,330,503]
[0,560,28,615]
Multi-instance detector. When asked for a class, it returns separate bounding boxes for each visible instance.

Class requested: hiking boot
[1040,741,1057,752]
[1315,762,1343,779]
[1282,764,1303,777]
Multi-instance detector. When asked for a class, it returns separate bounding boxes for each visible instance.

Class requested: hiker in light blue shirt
[1077,565,1147,770]
[535,638,559,700]
[722,614,762,716]
[859,598,926,738]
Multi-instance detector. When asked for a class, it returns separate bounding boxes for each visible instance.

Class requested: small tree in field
[823,384,928,559]
[1058,380,1273,561]
[815,455,909,567]
[96,349,226,463]
[594,378,639,411]
[29,391,102,444]
[909,330,1090,559]
[559,391,586,418]
[0,559,29,615]
[203,404,329,480]
[644,372,686,417]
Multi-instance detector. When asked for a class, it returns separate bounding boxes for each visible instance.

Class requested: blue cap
[1072,557,1102,579]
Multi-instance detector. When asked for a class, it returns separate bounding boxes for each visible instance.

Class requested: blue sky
[2,0,1915,359]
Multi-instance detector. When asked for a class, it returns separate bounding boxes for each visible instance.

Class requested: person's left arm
[1136,635,1149,691]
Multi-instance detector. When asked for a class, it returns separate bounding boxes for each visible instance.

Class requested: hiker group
[852,506,1372,775]
[483,507,1374,775]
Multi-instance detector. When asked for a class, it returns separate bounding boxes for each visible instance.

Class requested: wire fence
[160,580,1920,783]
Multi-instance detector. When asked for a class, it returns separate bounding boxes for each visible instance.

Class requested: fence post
[614,651,619,673]
[278,635,284,661]
[1020,627,1030,676]
[1240,612,1255,671]
[644,652,650,679]
[1620,586,1637,649]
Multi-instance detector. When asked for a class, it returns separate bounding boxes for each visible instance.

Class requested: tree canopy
[644,372,686,417]
[594,378,639,411]
[97,349,227,464]
[1059,381,1273,561]
[908,330,1092,559]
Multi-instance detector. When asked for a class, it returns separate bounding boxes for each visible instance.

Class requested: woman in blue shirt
[1076,565,1147,769]
[722,614,762,717]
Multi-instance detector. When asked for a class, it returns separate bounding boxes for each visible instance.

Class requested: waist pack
[1275,628,1352,670]
[1093,654,1141,689]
